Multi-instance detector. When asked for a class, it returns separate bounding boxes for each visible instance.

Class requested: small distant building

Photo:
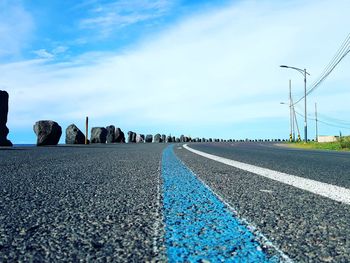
[317,136,339,143]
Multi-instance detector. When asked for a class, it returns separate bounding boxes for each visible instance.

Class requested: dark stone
[90,127,107,143]
[65,124,85,144]
[136,134,144,143]
[154,134,161,143]
[209,138,212,142]
[33,120,62,146]
[106,125,116,143]
[0,91,12,146]
[127,131,136,143]
[115,128,125,143]
[145,134,153,143]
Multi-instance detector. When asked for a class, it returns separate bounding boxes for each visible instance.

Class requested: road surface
[1,142,350,262]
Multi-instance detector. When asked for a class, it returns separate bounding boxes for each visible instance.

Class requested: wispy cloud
[79,0,175,37]
[0,0,34,59]
[33,46,69,59]
[2,0,350,143]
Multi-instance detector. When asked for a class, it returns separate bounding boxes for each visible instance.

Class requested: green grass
[286,136,350,151]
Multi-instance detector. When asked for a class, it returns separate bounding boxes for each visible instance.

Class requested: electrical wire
[292,33,350,106]
[294,110,350,130]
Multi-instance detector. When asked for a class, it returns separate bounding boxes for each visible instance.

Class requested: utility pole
[304,68,307,142]
[315,103,318,142]
[280,65,310,142]
[85,116,89,145]
[289,80,294,142]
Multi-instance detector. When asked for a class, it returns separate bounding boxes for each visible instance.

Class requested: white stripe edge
[183,144,350,205]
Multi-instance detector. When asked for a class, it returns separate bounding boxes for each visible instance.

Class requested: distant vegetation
[288,136,350,151]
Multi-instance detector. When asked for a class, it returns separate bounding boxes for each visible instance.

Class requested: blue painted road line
[161,145,282,262]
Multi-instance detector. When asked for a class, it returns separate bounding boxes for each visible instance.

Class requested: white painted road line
[183,144,350,205]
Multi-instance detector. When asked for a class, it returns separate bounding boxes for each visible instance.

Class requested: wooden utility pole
[289,80,293,142]
[85,116,89,145]
[315,103,318,142]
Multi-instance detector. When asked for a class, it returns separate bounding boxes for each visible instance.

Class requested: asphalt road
[1,142,350,262]
[0,144,167,262]
[175,142,350,262]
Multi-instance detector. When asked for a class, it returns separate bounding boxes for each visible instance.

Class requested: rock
[136,134,144,143]
[166,136,172,143]
[65,124,85,144]
[33,120,62,146]
[115,128,125,143]
[180,135,185,142]
[0,91,12,146]
[154,134,161,143]
[172,136,176,142]
[140,134,145,141]
[145,134,153,143]
[209,138,212,142]
[161,134,166,143]
[106,125,116,143]
[127,131,136,143]
[90,127,107,143]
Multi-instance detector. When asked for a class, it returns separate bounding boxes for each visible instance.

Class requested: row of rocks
[0,91,12,146]
[32,120,240,146]
[33,122,126,146]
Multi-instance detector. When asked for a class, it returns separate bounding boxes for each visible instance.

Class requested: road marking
[162,145,288,262]
[183,144,350,205]
[260,189,274,194]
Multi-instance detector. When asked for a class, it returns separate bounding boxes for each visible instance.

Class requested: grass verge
[286,136,350,151]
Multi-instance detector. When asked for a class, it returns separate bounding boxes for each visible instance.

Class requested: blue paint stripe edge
[161,145,290,262]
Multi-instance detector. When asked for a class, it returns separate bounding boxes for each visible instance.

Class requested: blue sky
[1,0,350,144]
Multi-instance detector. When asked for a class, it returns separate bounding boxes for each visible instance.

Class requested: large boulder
[136,134,144,143]
[66,124,85,144]
[154,134,161,143]
[145,134,153,143]
[127,131,136,143]
[0,91,12,146]
[34,120,62,146]
[90,127,107,143]
[115,128,125,143]
[106,125,116,143]
[180,135,185,142]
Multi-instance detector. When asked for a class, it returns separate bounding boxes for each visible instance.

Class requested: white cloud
[33,49,54,59]
[0,0,34,58]
[33,46,69,59]
[53,46,69,55]
[79,0,175,37]
[2,0,350,142]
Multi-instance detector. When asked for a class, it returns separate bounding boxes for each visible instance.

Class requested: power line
[292,33,350,106]
[295,110,350,130]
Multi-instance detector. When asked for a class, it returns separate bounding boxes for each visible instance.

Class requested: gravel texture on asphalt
[188,142,350,188]
[0,144,166,262]
[174,143,350,262]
